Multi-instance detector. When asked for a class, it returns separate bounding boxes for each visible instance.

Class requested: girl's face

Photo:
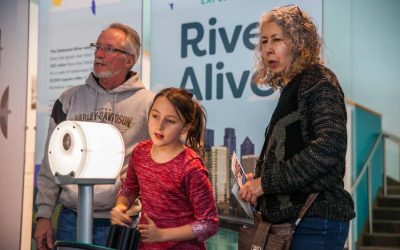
[148,96,190,148]
[260,21,292,75]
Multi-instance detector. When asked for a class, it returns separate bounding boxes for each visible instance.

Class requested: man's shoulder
[125,88,155,108]
[59,84,86,100]
[135,87,156,99]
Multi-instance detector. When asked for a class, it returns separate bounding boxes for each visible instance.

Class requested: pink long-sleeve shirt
[118,140,219,250]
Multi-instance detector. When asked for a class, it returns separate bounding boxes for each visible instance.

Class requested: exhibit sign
[150,0,322,219]
[35,0,143,165]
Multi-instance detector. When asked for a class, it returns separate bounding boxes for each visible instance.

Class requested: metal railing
[348,132,400,250]
[350,133,382,234]
[382,132,400,196]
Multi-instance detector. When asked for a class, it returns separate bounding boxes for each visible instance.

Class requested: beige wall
[0,1,34,249]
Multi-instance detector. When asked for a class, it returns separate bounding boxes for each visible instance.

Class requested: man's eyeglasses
[90,43,133,56]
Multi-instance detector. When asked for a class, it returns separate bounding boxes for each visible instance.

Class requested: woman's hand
[245,173,254,181]
[239,177,264,205]
[110,204,133,226]
[138,213,163,243]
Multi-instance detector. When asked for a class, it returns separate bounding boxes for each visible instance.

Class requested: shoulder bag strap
[252,220,271,250]
[290,73,320,230]
[259,125,269,160]
[293,193,319,229]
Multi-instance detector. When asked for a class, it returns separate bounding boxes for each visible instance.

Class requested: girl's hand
[110,204,132,226]
[239,177,264,205]
[138,213,163,243]
[126,199,142,216]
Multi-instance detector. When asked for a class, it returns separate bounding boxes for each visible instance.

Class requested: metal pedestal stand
[55,172,116,244]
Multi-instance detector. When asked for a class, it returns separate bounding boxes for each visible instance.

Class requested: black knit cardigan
[256,64,355,223]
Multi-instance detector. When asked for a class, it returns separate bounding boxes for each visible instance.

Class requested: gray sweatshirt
[36,72,155,219]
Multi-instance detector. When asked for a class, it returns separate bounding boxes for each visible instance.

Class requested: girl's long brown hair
[150,87,207,158]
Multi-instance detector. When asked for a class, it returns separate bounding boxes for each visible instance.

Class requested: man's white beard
[93,70,113,78]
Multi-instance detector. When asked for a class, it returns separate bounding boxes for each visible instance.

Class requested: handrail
[349,132,382,250]
[351,133,382,194]
[382,132,400,196]
[383,132,400,143]
[347,129,400,250]
[349,131,400,250]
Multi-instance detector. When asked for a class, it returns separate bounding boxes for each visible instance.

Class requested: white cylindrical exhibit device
[48,121,125,179]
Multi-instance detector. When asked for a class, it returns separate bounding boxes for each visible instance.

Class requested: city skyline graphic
[204,126,259,225]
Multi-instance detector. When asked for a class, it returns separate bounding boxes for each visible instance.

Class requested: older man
[34,23,154,249]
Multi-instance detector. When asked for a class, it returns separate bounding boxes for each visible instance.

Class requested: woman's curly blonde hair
[253,5,322,88]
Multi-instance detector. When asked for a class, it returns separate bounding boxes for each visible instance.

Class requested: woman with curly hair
[240,5,355,249]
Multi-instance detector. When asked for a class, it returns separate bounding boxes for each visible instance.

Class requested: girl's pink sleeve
[184,159,219,242]
[118,149,140,206]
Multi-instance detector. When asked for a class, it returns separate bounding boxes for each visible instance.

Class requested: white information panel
[35,0,143,164]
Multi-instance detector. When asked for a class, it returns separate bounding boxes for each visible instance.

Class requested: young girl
[110,87,218,249]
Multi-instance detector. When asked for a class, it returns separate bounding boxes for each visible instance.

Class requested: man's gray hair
[107,23,141,62]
